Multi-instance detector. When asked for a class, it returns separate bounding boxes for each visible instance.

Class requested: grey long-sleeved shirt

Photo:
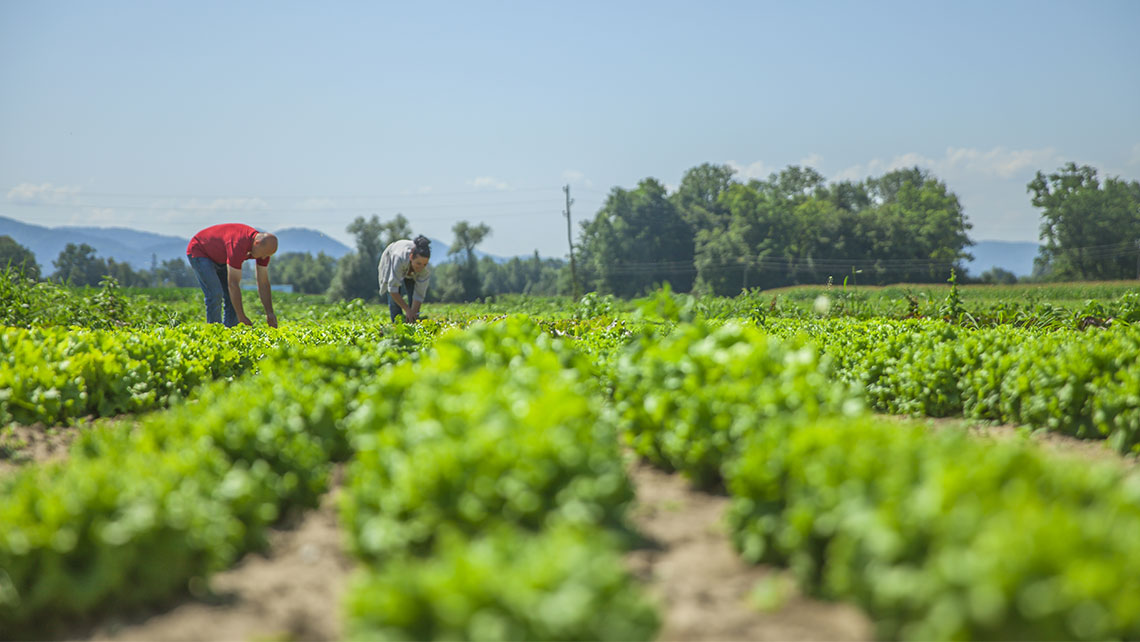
[377,239,431,302]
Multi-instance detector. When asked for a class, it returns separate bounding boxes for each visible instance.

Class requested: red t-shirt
[187,223,271,269]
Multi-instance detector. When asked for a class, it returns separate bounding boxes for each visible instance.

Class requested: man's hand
[266,312,278,328]
[237,313,253,326]
[406,311,418,323]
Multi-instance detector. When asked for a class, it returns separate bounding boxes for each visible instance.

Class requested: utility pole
[563,184,581,300]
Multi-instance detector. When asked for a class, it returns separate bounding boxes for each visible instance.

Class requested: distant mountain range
[273,227,353,259]
[0,216,515,271]
[0,216,191,271]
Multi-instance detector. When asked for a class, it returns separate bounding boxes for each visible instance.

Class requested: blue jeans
[388,277,416,321]
[188,255,237,327]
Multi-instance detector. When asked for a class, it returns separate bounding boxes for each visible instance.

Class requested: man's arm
[227,265,252,325]
[256,264,277,328]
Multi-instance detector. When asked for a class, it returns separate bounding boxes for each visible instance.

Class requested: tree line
[2,161,1136,300]
[578,164,975,296]
[0,238,200,288]
[315,214,567,303]
[574,161,1137,294]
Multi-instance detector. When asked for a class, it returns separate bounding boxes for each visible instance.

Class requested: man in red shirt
[186,223,279,327]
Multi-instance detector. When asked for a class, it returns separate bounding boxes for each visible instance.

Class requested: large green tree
[863,168,974,283]
[578,178,695,296]
[691,166,827,294]
[1029,163,1140,280]
[692,181,772,295]
[672,163,736,230]
[0,235,40,280]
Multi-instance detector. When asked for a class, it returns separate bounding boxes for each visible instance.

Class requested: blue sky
[2,0,1138,258]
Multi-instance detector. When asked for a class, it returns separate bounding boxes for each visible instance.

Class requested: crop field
[2,274,1140,640]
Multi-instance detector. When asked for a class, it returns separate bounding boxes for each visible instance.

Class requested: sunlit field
[3,275,1140,640]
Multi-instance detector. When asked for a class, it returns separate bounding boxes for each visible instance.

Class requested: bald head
[252,232,278,259]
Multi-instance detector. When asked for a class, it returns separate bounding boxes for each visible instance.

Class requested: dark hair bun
[412,235,431,258]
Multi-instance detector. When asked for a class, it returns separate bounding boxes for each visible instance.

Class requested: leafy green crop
[345,524,659,641]
[725,416,1140,640]
[339,317,656,640]
[6,283,1139,639]
[343,318,631,562]
[0,270,188,329]
[0,344,396,634]
[613,321,862,487]
[0,321,428,427]
[763,318,1140,452]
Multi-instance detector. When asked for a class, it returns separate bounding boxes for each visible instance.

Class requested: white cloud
[798,153,824,169]
[725,160,773,180]
[944,147,1059,179]
[724,155,824,182]
[6,182,81,204]
[835,147,1060,182]
[833,155,921,182]
[467,176,509,190]
[1129,143,1140,167]
[562,169,594,188]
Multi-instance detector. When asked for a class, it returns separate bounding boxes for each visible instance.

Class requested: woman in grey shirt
[378,235,432,322]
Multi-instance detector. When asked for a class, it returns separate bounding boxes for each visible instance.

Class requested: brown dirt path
[86,467,353,642]
[0,422,84,475]
[624,458,873,641]
[77,459,876,642]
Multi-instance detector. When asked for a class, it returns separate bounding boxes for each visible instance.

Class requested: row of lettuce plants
[0,321,433,426]
[1,318,658,639]
[0,340,403,636]
[339,318,659,640]
[570,290,1139,452]
[612,319,1140,639]
[762,318,1140,452]
[727,415,1140,640]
